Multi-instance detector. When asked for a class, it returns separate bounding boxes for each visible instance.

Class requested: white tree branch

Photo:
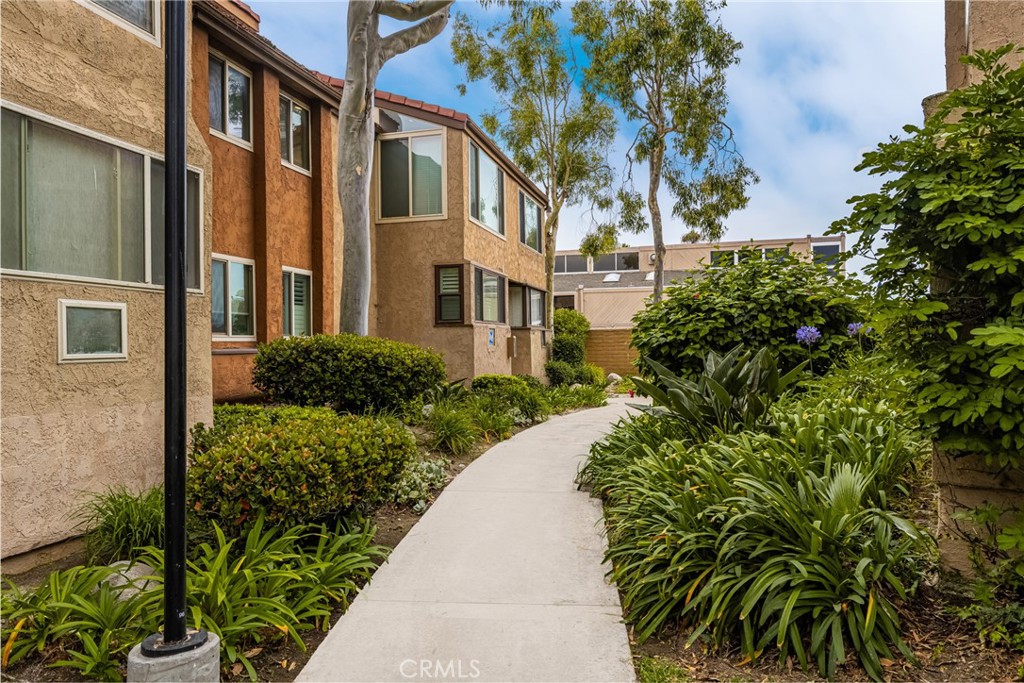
[374,5,451,73]
[376,0,453,22]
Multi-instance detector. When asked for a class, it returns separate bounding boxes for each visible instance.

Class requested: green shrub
[553,308,591,340]
[464,394,516,441]
[77,486,164,564]
[579,363,606,386]
[631,247,864,379]
[474,382,550,425]
[424,402,480,456]
[190,404,337,455]
[252,334,446,414]
[471,374,528,393]
[545,360,579,386]
[545,385,608,414]
[515,373,545,391]
[187,412,416,529]
[551,335,586,366]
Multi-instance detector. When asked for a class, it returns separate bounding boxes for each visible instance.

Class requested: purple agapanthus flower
[796,326,822,346]
[847,322,864,337]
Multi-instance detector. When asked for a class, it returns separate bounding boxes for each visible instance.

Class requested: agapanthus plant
[796,325,821,373]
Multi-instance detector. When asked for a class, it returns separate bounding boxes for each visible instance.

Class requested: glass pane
[438,266,460,294]
[482,273,499,322]
[119,150,145,282]
[617,252,639,270]
[378,110,440,134]
[509,285,524,327]
[2,109,22,270]
[411,136,442,216]
[230,262,254,335]
[554,295,575,310]
[152,163,201,288]
[92,0,153,32]
[530,289,544,327]
[594,254,616,272]
[227,66,250,141]
[292,104,310,170]
[208,57,224,133]
[26,119,134,280]
[765,246,790,262]
[65,306,122,355]
[813,244,841,273]
[564,254,587,272]
[711,250,734,267]
[281,271,292,335]
[211,260,226,334]
[473,145,502,233]
[293,273,311,335]
[439,295,461,321]
[380,139,409,218]
[279,97,290,162]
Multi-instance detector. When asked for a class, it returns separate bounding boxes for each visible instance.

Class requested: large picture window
[474,267,505,324]
[212,255,255,338]
[209,53,251,145]
[554,254,588,273]
[519,192,542,252]
[470,143,503,234]
[282,268,312,336]
[1,107,201,289]
[378,114,443,219]
[279,95,310,171]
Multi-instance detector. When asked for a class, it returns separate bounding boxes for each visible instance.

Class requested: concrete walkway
[298,398,637,683]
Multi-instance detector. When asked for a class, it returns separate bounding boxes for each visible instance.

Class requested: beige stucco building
[1,0,214,558]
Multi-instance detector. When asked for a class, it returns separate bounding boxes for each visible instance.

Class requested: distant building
[554,235,845,374]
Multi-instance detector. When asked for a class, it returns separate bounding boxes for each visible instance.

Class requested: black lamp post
[140,0,208,657]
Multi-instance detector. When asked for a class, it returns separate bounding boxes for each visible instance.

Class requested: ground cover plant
[582,348,933,680]
[76,486,164,565]
[631,247,866,380]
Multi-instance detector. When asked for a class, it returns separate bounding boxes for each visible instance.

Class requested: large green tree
[451,2,616,328]
[573,0,757,301]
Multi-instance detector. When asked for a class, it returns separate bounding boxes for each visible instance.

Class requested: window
[58,299,127,363]
[209,54,251,145]
[617,252,639,270]
[519,192,542,252]
[282,268,312,336]
[554,254,588,273]
[212,255,255,337]
[474,268,505,324]
[645,271,655,281]
[509,284,545,327]
[279,95,310,171]
[593,254,616,272]
[529,289,544,327]
[813,243,842,273]
[710,250,736,267]
[435,265,463,323]
[378,114,443,219]
[764,246,790,262]
[88,0,157,40]
[603,273,621,283]
[469,143,503,234]
[1,108,201,289]
[554,295,575,310]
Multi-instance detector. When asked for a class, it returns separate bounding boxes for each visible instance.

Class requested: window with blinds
[435,265,463,323]
[283,269,312,336]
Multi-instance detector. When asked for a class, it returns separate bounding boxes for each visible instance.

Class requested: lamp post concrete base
[127,632,220,682]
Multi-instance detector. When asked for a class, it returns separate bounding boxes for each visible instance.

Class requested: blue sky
[247,0,946,270]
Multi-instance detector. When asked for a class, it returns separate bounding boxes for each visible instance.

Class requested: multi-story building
[553,235,845,374]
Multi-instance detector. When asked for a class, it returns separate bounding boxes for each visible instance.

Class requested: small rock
[606,373,622,382]
[105,561,155,600]
[570,383,583,390]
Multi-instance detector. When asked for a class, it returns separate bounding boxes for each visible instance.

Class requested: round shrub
[191,404,337,455]
[515,373,545,392]
[553,309,591,340]
[551,335,586,366]
[545,360,578,387]
[187,411,416,529]
[471,374,529,393]
[253,334,446,414]
[631,248,864,379]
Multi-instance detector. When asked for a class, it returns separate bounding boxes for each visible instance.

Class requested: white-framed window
[469,142,504,235]
[519,192,542,252]
[279,94,311,172]
[813,242,842,273]
[82,0,160,45]
[509,284,546,328]
[710,250,736,267]
[209,52,252,147]
[474,267,506,324]
[212,254,255,339]
[1,105,203,291]
[377,112,444,220]
[58,299,128,363]
[282,267,312,337]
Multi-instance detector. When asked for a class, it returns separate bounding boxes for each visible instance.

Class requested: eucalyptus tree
[451,2,616,328]
[573,0,757,301]
[339,0,454,335]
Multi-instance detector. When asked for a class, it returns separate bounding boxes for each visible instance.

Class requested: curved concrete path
[298,398,637,683]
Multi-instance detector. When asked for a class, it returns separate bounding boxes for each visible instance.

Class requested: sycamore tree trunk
[648,143,666,302]
[338,0,453,335]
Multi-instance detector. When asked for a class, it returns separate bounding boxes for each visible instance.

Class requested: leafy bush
[631,247,864,379]
[471,374,527,393]
[551,335,586,366]
[77,486,164,564]
[187,412,416,529]
[545,385,608,414]
[388,457,450,514]
[424,402,481,456]
[515,373,545,392]
[553,308,591,340]
[190,404,337,455]
[464,394,516,441]
[545,359,579,386]
[579,363,606,386]
[253,334,446,414]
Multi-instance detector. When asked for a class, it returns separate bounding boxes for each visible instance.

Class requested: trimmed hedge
[187,409,416,529]
[553,308,590,340]
[545,360,578,387]
[190,404,336,455]
[253,334,446,413]
[471,374,529,393]
[551,336,586,365]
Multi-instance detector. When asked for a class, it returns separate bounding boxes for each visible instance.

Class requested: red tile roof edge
[311,71,470,124]
[229,0,260,24]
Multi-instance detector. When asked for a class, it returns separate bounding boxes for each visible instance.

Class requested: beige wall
[946,0,1024,90]
[1,0,214,557]
[579,288,652,330]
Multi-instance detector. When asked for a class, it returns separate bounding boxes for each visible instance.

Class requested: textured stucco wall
[966,0,1024,81]
[510,329,546,378]
[1,0,213,557]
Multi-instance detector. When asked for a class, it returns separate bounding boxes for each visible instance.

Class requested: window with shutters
[435,265,463,324]
[282,267,312,336]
